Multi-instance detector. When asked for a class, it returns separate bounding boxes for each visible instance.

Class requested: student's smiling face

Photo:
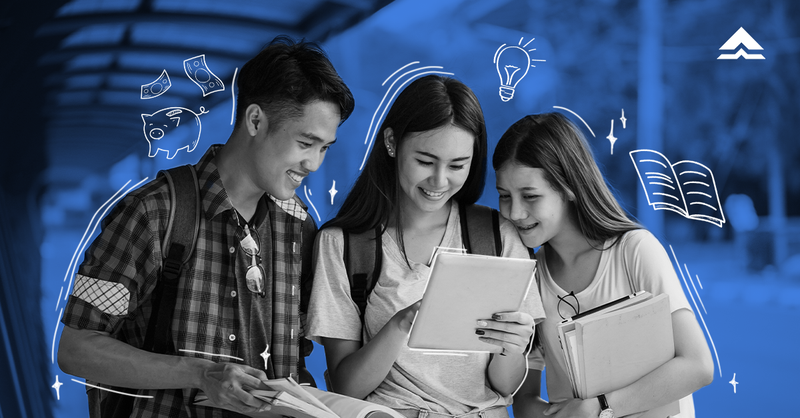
[495,162,573,248]
[251,100,340,200]
[390,124,474,217]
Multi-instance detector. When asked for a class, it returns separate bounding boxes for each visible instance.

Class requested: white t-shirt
[307,203,546,415]
[528,229,696,417]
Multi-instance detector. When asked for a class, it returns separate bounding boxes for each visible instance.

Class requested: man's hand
[199,362,271,413]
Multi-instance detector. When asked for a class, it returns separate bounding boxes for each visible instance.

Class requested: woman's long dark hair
[492,112,640,244]
[325,75,487,239]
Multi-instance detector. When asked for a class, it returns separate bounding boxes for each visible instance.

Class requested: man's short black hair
[235,35,355,131]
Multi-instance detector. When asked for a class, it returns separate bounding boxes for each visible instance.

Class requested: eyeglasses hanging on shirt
[235,213,267,298]
[557,290,580,320]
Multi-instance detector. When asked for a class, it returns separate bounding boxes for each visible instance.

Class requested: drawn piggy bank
[141,106,208,159]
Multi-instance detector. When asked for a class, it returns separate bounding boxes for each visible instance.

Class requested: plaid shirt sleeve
[62,184,167,337]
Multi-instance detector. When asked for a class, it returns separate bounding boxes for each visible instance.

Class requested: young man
[58,36,354,417]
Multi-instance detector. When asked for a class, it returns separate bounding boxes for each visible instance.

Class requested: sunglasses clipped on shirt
[237,223,266,297]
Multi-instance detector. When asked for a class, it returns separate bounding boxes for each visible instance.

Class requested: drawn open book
[629,149,726,227]
[194,377,404,418]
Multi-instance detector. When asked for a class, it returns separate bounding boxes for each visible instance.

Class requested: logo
[717,27,764,60]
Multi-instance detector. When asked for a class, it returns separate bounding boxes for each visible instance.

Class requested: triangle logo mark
[718,27,765,60]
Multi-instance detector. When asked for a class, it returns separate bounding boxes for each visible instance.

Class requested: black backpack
[342,203,503,325]
[88,165,201,418]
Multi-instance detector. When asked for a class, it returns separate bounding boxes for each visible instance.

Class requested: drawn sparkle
[329,180,338,205]
[606,119,618,155]
[52,375,64,400]
[260,345,271,369]
[729,373,738,393]
[620,109,627,129]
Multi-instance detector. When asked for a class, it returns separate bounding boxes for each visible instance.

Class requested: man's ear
[244,104,268,137]
[383,127,396,155]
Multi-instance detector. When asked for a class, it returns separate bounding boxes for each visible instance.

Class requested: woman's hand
[390,300,421,334]
[476,311,534,355]
[323,300,421,399]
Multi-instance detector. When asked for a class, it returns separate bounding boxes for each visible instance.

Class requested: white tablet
[407,252,536,353]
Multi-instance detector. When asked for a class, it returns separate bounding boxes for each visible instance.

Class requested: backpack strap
[459,203,502,256]
[143,165,200,354]
[343,226,383,325]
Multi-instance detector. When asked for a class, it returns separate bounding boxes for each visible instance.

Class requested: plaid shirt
[62,145,316,418]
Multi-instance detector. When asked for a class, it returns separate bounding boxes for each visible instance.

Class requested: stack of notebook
[557,291,679,418]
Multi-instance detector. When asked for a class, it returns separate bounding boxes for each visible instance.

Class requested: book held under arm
[557,291,680,418]
[194,377,405,418]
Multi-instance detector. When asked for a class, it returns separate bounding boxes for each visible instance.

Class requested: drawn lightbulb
[494,45,531,102]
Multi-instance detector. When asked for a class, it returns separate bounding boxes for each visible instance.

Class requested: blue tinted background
[2,0,798,417]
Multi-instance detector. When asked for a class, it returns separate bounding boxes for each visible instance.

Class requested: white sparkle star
[260,345,271,370]
[606,119,618,155]
[52,375,64,400]
[729,372,738,394]
[620,109,627,129]
[329,180,338,205]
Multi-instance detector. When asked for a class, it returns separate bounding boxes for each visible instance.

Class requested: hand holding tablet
[407,252,537,353]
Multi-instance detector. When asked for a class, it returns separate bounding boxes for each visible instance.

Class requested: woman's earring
[387,147,395,157]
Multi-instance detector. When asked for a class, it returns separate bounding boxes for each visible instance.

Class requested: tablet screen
[407,252,536,352]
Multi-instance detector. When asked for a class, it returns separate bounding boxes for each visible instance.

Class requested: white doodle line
[304,185,321,222]
[71,379,154,399]
[669,245,722,377]
[230,67,238,126]
[179,349,244,362]
[50,308,63,364]
[360,62,454,171]
[552,106,595,137]
[683,263,707,315]
[382,61,418,85]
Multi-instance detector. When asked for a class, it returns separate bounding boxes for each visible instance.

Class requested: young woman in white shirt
[307,75,545,418]
[493,113,713,418]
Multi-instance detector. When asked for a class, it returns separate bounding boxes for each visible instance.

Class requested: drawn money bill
[141,106,209,159]
[183,54,225,96]
[140,69,171,99]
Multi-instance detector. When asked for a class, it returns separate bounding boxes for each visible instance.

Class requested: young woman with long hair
[493,112,713,418]
[307,75,545,418]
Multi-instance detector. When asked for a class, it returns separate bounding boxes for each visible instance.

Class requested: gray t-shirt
[307,203,545,415]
